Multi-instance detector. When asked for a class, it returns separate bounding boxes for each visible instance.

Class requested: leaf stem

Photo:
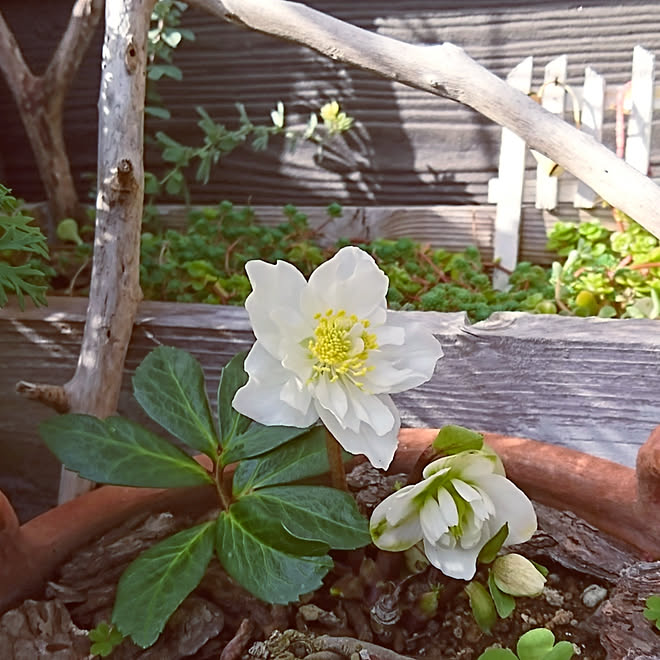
[214,457,231,510]
[325,430,348,491]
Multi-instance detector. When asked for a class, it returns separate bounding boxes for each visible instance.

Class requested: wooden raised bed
[1,297,659,522]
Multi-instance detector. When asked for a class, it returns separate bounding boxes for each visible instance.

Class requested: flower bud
[492,553,546,597]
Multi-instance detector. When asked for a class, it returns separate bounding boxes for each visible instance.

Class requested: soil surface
[1,463,658,659]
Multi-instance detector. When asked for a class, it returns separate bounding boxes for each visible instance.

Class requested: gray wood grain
[1,299,658,522]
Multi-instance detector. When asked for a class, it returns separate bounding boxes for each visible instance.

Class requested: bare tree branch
[0,1,103,223]
[46,0,105,108]
[190,0,660,240]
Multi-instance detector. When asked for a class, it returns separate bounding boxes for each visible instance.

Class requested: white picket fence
[488,46,657,289]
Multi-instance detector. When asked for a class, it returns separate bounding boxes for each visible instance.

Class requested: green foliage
[88,622,124,657]
[0,184,49,309]
[643,594,660,631]
[39,414,213,488]
[478,628,575,660]
[132,346,219,457]
[465,581,497,633]
[40,346,370,649]
[113,522,215,648]
[548,212,660,319]
[433,424,484,455]
[139,203,556,322]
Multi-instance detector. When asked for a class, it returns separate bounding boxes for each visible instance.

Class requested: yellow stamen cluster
[308,309,378,388]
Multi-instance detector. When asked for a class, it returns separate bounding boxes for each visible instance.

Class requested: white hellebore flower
[232,246,443,469]
[370,450,537,580]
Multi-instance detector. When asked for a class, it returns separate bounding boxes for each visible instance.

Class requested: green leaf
[465,581,497,634]
[433,425,484,455]
[217,351,251,445]
[148,64,183,81]
[516,628,556,660]
[543,642,575,660]
[216,511,333,604]
[113,522,215,648]
[232,426,334,495]
[221,423,312,465]
[488,570,516,619]
[39,414,213,487]
[88,622,124,657]
[133,346,219,457]
[478,523,509,565]
[145,106,171,119]
[229,498,329,557]
[234,485,370,550]
[477,650,518,660]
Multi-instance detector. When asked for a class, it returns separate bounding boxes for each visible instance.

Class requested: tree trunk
[57,0,152,501]
[0,0,103,225]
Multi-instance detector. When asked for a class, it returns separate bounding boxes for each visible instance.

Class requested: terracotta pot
[1,426,659,615]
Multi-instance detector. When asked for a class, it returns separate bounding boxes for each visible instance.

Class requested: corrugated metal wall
[1,1,660,207]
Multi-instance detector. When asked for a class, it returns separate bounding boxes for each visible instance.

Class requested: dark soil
[0,463,658,659]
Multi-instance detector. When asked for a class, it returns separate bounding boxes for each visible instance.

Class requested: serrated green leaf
[133,346,218,457]
[113,522,215,648]
[433,425,484,455]
[516,628,556,660]
[216,512,332,604]
[488,570,516,619]
[232,426,333,495]
[217,351,250,445]
[221,423,312,465]
[234,485,370,550]
[39,414,213,488]
[229,498,329,556]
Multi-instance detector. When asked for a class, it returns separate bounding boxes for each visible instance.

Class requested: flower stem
[325,430,348,491]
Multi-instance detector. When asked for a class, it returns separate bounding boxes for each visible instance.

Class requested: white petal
[317,396,400,469]
[451,478,481,502]
[305,247,388,322]
[476,474,537,545]
[371,488,423,551]
[459,510,486,549]
[314,376,349,421]
[342,387,396,436]
[420,496,449,543]
[369,315,443,393]
[232,343,317,428]
[423,535,483,580]
[436,486,459,527]
[244,260,307,356]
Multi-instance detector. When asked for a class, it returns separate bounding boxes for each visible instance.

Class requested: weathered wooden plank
[535,56,567,211]
[492,57,532,290]
[2,1,660,208]
[1,299,658,523]
[625,45,656,174]
[575,66,605,208]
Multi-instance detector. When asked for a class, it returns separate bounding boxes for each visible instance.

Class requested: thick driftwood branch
[190,0,660,240]
[57,0,153,501]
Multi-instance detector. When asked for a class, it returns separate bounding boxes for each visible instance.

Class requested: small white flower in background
[370,450,537,580]
[232,246,443,469]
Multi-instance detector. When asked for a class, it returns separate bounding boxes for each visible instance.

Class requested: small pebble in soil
[543,586,565,607]
[581,584,608,609]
